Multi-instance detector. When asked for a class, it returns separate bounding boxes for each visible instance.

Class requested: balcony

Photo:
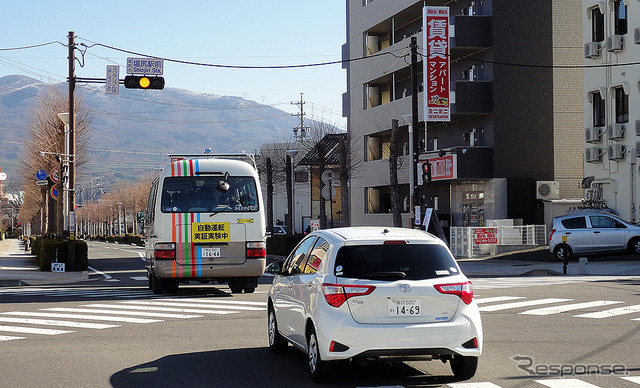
[451,15,492,55]
[451,81,493,117]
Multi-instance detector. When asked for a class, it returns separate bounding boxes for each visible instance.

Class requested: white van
[144,154,266,294]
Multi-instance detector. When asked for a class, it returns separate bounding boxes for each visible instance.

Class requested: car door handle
[287,284,293,290]
[564,232,571,235]
[593,231,600,234]
[306,282,313,289]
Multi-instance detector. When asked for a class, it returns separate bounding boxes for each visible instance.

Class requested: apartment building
[583,0,640,223]
[343,0,583,230]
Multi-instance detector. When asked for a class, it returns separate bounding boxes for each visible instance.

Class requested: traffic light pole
[410,37,420,228]
[68,31,76,270]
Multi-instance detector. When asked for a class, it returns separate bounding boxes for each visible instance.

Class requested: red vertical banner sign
[423,6,450,122]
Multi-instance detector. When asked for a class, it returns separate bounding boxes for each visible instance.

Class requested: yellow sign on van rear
[192,222,230,242]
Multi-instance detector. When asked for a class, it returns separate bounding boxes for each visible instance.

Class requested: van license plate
[201,247,221,258]
[388,299,421,316]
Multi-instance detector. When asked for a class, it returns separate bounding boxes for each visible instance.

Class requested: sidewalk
[0,238,88,286]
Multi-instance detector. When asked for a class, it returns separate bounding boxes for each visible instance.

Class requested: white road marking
[82,303,237,315]
[448,382,503,387]
[519,301,623,316]
[45,307,202,319]
[1,311,162,324]
[0,317,118,329]
[574,304,640,319]
[475,296,526,304]
[534,378,601,387]
[120,300,265,311]
[0,324,73,335]
[479,298,573,312]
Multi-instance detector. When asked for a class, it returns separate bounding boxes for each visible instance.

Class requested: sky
[0,0,347,129]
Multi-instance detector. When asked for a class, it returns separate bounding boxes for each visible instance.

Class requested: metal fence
[449,225,548,258]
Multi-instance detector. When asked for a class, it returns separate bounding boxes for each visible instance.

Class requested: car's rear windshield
[334,244,459,281]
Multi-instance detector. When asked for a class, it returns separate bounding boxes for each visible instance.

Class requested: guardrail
[449,225,547,258]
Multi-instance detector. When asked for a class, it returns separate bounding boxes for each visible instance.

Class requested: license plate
[388,299,421,316]
[201,247,221,258]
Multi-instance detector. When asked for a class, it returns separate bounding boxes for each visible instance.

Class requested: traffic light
[421,161,431,185]
[124,75,165,90]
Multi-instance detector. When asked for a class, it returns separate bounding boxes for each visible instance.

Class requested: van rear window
[334,244,459,281]
[161,176,258,213]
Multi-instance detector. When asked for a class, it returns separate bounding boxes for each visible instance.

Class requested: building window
[294,170,308,183]
[615,87,628,123]
[592,91,605,127]
[614,0,627,35]
[591,7,604,42]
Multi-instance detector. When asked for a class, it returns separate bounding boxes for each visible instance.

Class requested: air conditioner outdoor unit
[536,181,560,200]
[608,144,625,160]
[635,27,640,44]
[586,147,603,163]
[585,127,602,143]
[608,123,625,140]
[584,42,600,58]
[607,35,623,51]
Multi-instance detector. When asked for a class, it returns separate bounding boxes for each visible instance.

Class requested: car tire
[243,287,255,294]
[267,306,288,353]
[450,355,478,380]
[307,326,332,382]
[629,238,640,255]
[553,245,571,261]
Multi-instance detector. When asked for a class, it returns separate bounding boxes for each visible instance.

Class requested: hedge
[32,238,89,271]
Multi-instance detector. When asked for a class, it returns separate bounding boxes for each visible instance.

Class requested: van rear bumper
[154,258,266,279]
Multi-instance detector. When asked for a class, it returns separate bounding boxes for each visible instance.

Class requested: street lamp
[286,149,298,234]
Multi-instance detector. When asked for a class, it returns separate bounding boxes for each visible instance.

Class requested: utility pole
[67,31,76,270]
[410,36,420,228]
[291,93,310,141]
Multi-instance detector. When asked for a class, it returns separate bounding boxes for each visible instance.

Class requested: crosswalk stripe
[1,311,162,324]
[534,378,601,387]
[0,335,25,341]
[448,382,503,387]
[622,376,640,384]
[120,300,265,311]
[0,324,73,335]
[163,298,266,307]
[519,301,623,316]
[475,296,526,304]
[573,304,640,319]
[46,307,202,319]
[0,317,119,329]
[81,303,237,315]
[479,298,573,312]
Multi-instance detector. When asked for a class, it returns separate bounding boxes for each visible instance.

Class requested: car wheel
[554,245,571,261]
[230,287,243,294]
[267,306,288,353]
[629,238,640,255]
[307,326,332,382]
[450,355,478,380]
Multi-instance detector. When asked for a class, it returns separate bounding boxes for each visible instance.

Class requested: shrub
[34,238,89,271]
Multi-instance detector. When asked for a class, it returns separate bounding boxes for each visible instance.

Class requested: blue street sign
[36,169,47,181]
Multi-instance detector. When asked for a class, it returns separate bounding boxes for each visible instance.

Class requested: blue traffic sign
[36,169,47,181]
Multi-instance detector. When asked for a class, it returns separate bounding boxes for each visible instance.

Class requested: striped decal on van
[170,159,203,278]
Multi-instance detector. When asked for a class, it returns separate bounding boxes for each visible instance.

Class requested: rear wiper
[362,271,407,280]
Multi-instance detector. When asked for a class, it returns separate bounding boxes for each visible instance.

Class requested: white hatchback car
[266,227,483,382]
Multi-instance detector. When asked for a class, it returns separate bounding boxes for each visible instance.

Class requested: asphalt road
[0,243,639,387]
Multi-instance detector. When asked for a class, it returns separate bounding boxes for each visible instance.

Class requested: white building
[583,0,640,222]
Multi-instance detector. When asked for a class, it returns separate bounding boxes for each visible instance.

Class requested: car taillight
[549,228,556,241]
[434,281,473,305]
[321,283,376,308]
[154,243,175,260]
[246,242,266,258]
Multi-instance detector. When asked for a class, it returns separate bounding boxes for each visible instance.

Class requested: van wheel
[147,273,153,290]
[243,287,255,294]
[450,355,478,380]
[152,272,179,294]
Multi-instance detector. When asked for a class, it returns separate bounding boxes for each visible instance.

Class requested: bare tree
[17,87,91,236]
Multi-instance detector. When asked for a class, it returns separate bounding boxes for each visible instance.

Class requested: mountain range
[0,75,298,190]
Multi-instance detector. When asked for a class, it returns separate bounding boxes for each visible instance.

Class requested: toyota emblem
[399,284,411,293]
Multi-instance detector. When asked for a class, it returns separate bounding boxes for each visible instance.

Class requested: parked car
[272,225,286,235]
[548,211,640,260]
[265,227,483,382]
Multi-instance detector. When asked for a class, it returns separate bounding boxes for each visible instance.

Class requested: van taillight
[434,281,473,304]
[246,242,266,258]
[154,243,175,260]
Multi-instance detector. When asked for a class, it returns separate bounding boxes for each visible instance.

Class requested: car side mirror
[266,262,282,275]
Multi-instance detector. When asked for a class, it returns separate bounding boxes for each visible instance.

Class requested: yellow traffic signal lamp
[124,75,165,89]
